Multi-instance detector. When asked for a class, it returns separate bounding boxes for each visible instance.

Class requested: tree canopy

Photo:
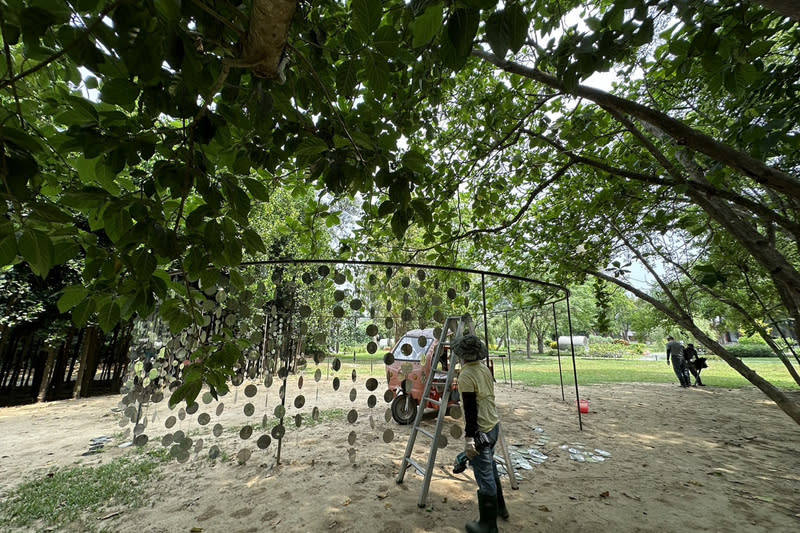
[1,1,799,423]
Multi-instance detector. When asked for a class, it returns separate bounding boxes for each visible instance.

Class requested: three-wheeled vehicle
[385,328,460,424]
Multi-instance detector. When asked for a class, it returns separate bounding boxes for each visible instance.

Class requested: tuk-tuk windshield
[392,332,434,362]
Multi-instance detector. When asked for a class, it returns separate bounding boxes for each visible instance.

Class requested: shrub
[725,343,777,358]
[587,342,627,358]
[737,334,768,345]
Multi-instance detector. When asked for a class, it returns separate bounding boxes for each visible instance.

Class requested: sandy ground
[1,377,799,533]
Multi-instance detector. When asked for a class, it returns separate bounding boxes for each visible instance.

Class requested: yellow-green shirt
[458,361,499,433]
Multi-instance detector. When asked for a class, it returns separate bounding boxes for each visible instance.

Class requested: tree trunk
[73,327,99,399]
[36,348,57,403]
[240,0,298,80]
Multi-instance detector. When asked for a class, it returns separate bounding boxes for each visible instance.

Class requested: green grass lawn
[490,356,799,389]
[327,352,799,391]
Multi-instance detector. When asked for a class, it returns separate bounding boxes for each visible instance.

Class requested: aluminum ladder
[396,315,473,507]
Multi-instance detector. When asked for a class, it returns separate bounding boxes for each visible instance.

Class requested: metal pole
[502,311,510,383]
[504,310,513,387]
[565,296,583,430]
[552,303,565,401]
[481,273,489,347]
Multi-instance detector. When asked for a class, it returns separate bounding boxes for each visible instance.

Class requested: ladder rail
[396,315,475,508]
[395,316,459,484]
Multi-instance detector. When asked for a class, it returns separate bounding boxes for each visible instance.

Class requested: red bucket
[578,399,590,413]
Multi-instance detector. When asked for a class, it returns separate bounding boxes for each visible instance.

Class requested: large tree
[1,1,799,423]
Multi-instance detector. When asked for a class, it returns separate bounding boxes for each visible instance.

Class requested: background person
[683,343,706,386]
[666,335,691,388]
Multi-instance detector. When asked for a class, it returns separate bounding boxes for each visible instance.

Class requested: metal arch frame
[240,259,585,429]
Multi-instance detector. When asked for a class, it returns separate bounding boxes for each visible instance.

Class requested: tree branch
[405,161,575,254]
[472,49,800,201]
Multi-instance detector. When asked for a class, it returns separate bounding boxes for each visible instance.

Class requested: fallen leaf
[599,491,610,498]
[538,505,550,512]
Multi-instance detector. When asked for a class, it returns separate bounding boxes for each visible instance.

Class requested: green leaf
[241,227,266,254]
[58,285,89,313]
[94,158,121,193]
[325,212,341,227]
[30,202,74,223]
[103,207,132,243]
[365,53,390,96]
[336,59,360,99]
[402,150,428,174]
[485,12,509,58]
[97,297,121,333]
[53,240,80,265]
[71,297,95,327]
[18,227,54,277]
[242,177,270,201]
[100,78,140,108]
[505,5,528,54]
[668,39,690,57]
[631,17,654,47]
[230,269,245,291]
[349,130,375,150]
[154,0,180,22]
[1,126,45,154]
[295,137,329,159]
[446,8,480,59]
[412,3,443,48]
[390,209,410,238]
[373,25,400,55]
[0,234,18,266]
[351,0,382,40]
[131,248,157,280]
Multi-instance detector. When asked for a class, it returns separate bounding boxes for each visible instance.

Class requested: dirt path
[1,381,799,532]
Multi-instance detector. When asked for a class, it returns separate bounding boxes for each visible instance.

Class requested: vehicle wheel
[391,395,418,425]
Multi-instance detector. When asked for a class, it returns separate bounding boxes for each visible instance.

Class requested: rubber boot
[495,478,509,520]
[465,491,498,533]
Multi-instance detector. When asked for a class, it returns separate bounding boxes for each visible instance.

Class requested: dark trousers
[470,424,500,496]
[671,356,691,387]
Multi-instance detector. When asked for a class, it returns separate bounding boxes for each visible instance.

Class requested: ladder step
[423,397,441,406]
[406,457,426,475]
[418,428,434,439]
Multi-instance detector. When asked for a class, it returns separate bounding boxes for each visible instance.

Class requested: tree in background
[592,277,613,337]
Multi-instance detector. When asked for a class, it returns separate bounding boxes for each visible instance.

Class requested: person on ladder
[454,334,509,533]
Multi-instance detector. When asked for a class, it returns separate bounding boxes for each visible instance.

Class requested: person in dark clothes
[683,343,707,386]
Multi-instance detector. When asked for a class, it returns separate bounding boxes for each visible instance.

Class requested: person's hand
[464,438,478,459]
